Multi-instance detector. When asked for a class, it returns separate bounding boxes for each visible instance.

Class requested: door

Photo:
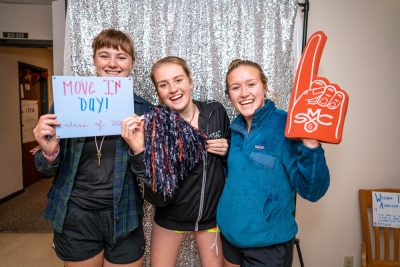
[18,62,49,187]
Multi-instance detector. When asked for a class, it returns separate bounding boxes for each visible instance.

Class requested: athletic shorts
[221,234,294,267]
[53,203,145,264]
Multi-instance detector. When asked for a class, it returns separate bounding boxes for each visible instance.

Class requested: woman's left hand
[206,138,229,156]
[121,115,145,154]
[301,138,320,149]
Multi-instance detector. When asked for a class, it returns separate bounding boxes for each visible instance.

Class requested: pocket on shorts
[63,204,81,227]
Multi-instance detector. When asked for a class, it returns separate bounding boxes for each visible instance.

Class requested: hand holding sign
[285,31,348,144]
[32,113,60,157]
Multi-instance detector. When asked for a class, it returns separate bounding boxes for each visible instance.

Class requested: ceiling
[0,0,53,4]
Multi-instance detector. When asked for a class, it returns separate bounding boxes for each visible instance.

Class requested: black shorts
[221,234,294,267]
[53,203,145,264]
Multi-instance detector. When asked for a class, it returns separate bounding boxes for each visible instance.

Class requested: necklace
[94,136,106,166]
[188,105,197,125]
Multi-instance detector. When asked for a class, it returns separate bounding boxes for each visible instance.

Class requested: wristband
[42,145,60,162]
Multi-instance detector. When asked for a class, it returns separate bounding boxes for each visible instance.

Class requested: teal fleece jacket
[217,100,330,248]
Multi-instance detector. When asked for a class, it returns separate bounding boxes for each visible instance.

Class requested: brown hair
[92,29,135,61]
[225,59,268,94]
[150,56,192,88]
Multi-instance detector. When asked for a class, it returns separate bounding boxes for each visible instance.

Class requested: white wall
[0,1,65,199]
[52,0,66,76]
[0,47,53,199]
[0,2,54,199]
[293,0,400,266]
[0,3,52,40]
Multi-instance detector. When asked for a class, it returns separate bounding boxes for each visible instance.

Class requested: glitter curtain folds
[65,0,298,113]
[65,1,298,266]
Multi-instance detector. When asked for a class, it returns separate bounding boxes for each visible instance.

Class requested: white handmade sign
[52,76,134,138]
[372,191,400,228]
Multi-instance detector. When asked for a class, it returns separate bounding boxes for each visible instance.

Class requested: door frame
[18,62,49,115]
[18,62,49,187]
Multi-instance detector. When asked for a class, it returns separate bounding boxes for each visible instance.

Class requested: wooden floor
[0,233,63,267]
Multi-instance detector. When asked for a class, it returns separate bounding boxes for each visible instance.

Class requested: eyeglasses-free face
[227,65,267,127]
[94,47,133,77]
[153,63,194,114]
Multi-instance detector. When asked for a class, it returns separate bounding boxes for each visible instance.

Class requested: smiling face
[227,65,267,126]
[93,46,133,77]
[153,62,194,113]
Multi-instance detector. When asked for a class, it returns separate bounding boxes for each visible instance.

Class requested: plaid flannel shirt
[35,94,151,242]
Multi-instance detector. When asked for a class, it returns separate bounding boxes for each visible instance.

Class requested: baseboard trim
[0,189,25,204]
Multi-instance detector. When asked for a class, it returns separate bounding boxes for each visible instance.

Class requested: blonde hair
[225,59,268,94]
[150,56,192,88]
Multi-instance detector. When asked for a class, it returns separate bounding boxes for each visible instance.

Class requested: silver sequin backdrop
[64,1,299,266]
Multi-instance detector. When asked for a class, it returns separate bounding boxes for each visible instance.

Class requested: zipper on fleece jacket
[195,153,207,231]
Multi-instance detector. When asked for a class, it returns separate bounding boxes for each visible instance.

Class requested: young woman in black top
[121,56,230,267]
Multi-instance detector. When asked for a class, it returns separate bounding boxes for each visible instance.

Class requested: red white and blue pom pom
[143,105,207,199]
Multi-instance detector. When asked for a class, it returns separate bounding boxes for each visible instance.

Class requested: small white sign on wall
[21,100,38,143]
[372,191,400,228]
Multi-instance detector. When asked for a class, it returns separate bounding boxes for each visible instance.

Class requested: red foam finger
[286,32,327,135]
[318,86,336,106]
[311,80,326,90]
[285,31,349,144]
[292,31,327,102]
[328,90,344,109]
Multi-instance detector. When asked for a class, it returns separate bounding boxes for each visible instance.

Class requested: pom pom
[143,105,207,199]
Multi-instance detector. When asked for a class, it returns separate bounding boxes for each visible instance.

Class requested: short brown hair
[92,28,135,61]
[150,56,192,88]
[225,59,268,94]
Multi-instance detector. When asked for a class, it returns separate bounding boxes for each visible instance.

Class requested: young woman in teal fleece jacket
[216,59,330,267]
